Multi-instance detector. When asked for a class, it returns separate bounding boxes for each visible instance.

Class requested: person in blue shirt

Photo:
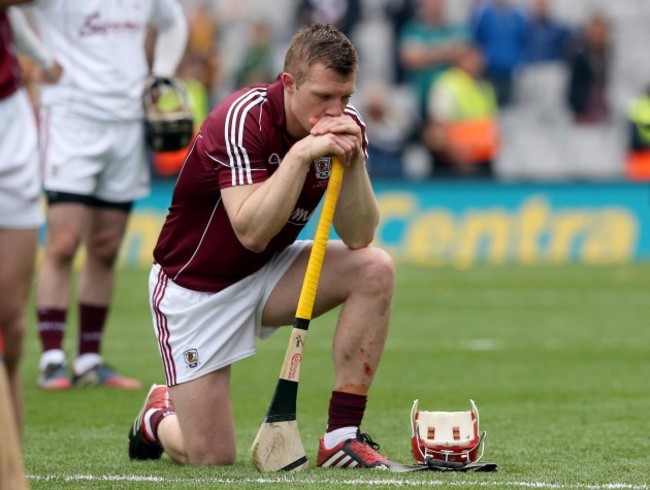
[523,0,572,64]
[471,0,528,106]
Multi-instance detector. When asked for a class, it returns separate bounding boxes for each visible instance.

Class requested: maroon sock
[37,308,67,352]
[148,408,174,442]
[78,303,108,356]
[326,391,367,432]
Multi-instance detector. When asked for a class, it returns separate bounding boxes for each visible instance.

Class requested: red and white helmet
[410,399,486,464]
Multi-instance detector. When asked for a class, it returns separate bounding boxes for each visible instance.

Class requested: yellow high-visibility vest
[628,95,650,146]
[434,68,499,163]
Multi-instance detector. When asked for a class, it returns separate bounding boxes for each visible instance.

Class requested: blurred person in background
[233,19,275,89]
[0,0,60,433]
[30,0,188,391]
[566,12,611,125]
[422,45,499,178]
[522,0,572,65]
[361,81,417,178]
[295,0,363,39]
[624,84,650,181]
[384,0,416,84]
[472,0,528,107]
[398,0,470,119]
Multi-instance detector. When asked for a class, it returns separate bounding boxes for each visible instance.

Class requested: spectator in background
[422,45,499,178]
[361,81,417,178]
[295,0,362,39]
[233,19,275,89]
[184,2,219,106]
[472,0,528,107]
[566,13,611,125]
[523,0,572,65]
[0,1,60,437]
[384,0,416,84]
[31,0,188,391]
[398,0,470,119]
[624,84,650,181]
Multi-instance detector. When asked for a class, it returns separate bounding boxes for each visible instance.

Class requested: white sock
[73,353,102,375]
[323,426,358,450]
[39,349,66,371]
[143,408,160,442]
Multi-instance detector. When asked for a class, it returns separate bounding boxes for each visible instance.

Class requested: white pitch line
[27,474,649,489]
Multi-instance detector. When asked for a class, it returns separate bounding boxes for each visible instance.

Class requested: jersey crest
[313,157,331,179]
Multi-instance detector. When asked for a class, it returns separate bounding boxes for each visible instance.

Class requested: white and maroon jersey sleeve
[200,86,272,189]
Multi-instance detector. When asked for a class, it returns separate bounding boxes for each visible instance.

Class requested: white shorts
[0,89,44,229]
[39,108,150,203]
[149,240,310,386]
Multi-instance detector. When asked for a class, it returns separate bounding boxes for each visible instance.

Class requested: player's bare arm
[221,130,359,252]
[220,153,309,253]
[333,151,379,249]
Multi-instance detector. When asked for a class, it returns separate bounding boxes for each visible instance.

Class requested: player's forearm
[334,157,379,249]
[231,154,310,252]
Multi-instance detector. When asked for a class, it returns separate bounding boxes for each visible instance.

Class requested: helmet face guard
[143,77,194,153]
[410,399,486,464]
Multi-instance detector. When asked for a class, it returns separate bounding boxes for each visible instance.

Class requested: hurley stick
[251,156,345,472]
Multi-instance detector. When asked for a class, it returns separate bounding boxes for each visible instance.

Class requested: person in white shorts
[0,0,60,434]
[28,0,188,390]
[128,24,398,470]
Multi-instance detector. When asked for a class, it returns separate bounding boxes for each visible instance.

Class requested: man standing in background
[29,0,188,390]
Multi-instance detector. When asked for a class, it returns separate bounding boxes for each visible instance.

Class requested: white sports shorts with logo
[0,89,44,228]
[39,108,149,202]
[149,240,311,386]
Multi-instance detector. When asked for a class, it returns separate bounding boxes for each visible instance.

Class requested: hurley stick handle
[295,156,345,320]
[277,155,344,384]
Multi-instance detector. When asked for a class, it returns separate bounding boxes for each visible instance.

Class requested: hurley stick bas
[251,156,345,472]
[0,332,29,490]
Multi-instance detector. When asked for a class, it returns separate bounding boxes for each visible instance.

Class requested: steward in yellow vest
[423,45,499,178]
[626,89,650,181]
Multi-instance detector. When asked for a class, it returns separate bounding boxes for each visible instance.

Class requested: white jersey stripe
[223,89,260,186]
[152,267,175,385]
[223,88,266,186]
[236,96,266,184]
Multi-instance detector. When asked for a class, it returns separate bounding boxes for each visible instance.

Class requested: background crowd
[20,0,650,181]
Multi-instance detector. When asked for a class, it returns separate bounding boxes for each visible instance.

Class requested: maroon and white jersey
[0,11,21,100]
[154,77,367,293]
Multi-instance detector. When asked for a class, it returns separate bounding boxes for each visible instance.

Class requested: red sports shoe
[317,431,394,469]
[128,384,175,460]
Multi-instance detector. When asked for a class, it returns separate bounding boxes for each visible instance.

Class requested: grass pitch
[21,263,650,489]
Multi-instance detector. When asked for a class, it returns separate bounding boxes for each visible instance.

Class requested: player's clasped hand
[308,116,362,166]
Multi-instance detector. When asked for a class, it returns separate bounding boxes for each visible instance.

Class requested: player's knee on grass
[187,443,236,466]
